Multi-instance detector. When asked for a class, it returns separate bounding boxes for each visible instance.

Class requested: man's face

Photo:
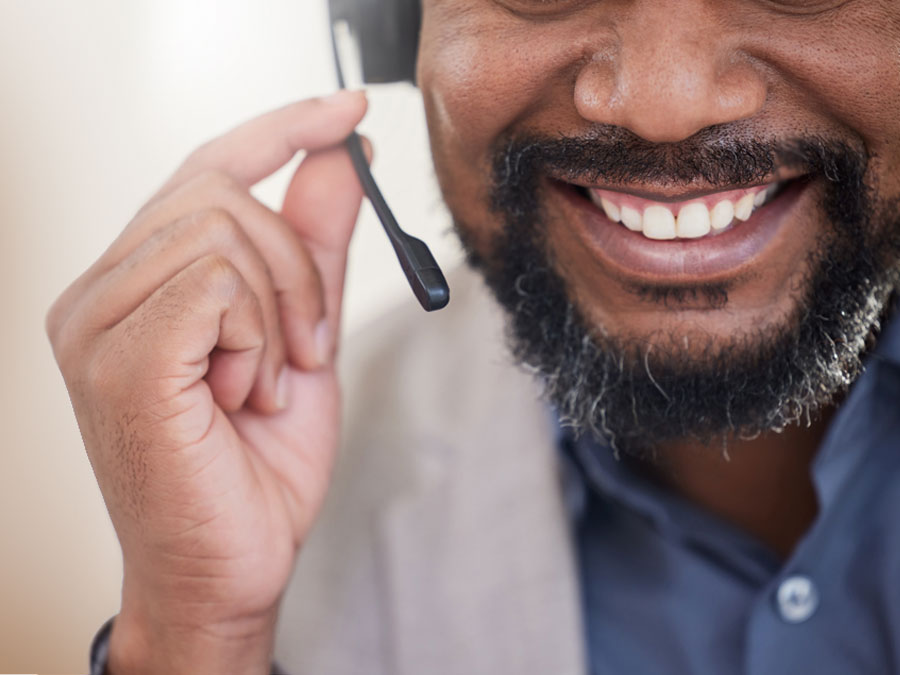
[417,0,900,452]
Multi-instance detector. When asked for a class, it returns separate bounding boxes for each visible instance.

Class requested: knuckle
[189,210,276,294]
[45,275,90,345]
[190,207,246,251]
[196,253,242,299]
[194,205,239,233]
[191,168,241,197]
[46,297,94,374]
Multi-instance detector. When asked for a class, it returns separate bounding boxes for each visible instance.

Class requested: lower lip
[553,180,809,281]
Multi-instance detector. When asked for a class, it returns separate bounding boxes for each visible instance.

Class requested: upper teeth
[590,183,781,240]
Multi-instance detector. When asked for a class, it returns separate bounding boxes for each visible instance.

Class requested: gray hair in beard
[458,131,900,458]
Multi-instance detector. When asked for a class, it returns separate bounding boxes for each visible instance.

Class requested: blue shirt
[562,312,900,675]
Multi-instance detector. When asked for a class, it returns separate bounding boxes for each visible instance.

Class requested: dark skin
[644,419,827,558]
[48,3,900,671]
[418,0,900,557]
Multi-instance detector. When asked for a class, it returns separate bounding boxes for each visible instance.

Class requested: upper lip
[557,170,807,203]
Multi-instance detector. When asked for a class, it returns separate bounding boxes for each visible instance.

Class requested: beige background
[0,1,460,672]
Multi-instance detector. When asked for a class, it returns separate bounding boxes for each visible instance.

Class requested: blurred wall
[0,1,460,671]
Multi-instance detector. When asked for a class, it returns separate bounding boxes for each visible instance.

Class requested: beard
[456,127,900,457]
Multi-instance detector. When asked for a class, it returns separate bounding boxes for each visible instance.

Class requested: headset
[328,0,421,84]
[327,0,449,312]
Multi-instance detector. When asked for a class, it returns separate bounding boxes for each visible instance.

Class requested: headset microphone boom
[328,0,448,312]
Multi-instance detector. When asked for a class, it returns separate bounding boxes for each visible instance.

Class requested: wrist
[107,604,277,675]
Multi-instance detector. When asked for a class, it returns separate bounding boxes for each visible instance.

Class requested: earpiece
[328,0,421,84]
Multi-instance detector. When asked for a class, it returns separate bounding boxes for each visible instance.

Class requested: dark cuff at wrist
[89,614,287,674]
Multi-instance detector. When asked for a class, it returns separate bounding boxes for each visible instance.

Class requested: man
[48,1,900,673]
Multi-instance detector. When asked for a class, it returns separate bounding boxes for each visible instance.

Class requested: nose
[574,10,767,144]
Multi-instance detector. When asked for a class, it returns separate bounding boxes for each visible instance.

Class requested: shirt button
[776,575,819,624]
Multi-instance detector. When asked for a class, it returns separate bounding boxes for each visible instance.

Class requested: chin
[566,275,809,365]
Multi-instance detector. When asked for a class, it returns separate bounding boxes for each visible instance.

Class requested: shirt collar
[811,300,900,504]
[559,423,782,581]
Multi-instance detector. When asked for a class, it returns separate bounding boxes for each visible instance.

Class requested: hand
[46,91,368,674]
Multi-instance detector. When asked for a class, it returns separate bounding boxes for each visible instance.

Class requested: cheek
[419,33,535,184]
[417,17,523,247]
[417,4,593,226]
[419,10,548,151]
[825,15,900,148]
[751,8,900,178]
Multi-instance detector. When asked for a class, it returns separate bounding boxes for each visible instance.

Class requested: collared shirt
[561,312,900,675]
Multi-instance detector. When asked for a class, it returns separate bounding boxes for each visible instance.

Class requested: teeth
[620,205,643,232]
[676,203,711,239]
[734,193,756,221]
[753,189,768,207]
[588,183,781,240]
[710,200,735,231]
[643,205,677,240]
[599,197,621,223]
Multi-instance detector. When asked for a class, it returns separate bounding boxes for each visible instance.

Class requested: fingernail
[276,367,290,410]
[322,89,363,105]
[315,320,331,367]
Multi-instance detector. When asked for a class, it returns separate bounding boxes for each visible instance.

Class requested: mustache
[492,125,867,192]
[491,125,870,229]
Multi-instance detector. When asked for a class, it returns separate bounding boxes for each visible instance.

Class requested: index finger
[156,90,368,200]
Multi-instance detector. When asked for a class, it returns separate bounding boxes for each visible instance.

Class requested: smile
[554,175,811,280]
[587,182,784,240]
